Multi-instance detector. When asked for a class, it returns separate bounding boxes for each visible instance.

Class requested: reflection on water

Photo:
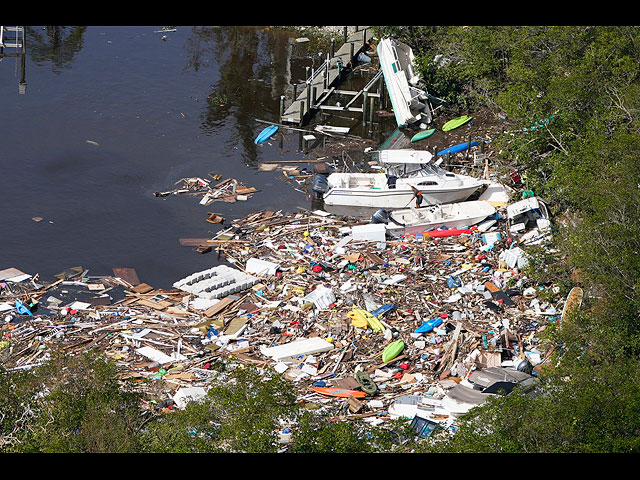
[0,26,391,288]
[26,26,86,72]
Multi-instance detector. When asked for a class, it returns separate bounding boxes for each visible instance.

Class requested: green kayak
[442,115,472,132]
[381,339,405,363]
[411,128,436,143]
[355,370,378,395]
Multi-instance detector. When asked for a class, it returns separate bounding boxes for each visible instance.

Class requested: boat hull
[323,185,481,209]
[383,201,496,235]
[377,38,428,127]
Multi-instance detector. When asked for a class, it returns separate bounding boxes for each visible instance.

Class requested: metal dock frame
[0,26,27,94]
[280,27,375,126]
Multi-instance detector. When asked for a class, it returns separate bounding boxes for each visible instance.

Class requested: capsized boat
[371,200,496,235]
[313,149,484,209]
[377,37,432,127]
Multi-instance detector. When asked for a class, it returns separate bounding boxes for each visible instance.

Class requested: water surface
[0,26,390,288]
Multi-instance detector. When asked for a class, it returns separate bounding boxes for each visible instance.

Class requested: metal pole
[369,96,375,124]
[362,91,368,126]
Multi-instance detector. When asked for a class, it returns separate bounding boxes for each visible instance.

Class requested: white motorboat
[377,37,432,127]
[313,149,484,209]
[371,200,496,236]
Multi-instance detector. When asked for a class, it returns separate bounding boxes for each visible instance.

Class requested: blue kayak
[15,299,33,316]
[254,125,278,144]
[437,141,479,157]
[415,317,443,334]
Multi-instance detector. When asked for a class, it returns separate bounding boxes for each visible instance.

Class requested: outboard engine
[371,209,405,227]
[312,174,329,200]
[371,209,391,224]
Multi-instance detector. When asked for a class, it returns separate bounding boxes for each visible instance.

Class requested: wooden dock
[280,27,377,126]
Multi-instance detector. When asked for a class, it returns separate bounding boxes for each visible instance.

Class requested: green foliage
[205,364,299,452]
[142,363,299,453]
[390,25,640,453]
[1,351,144,453]
[289,410,374,453]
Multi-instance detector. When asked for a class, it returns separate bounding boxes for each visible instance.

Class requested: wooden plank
[0,267,28,281]
[113,268,140,286]
[203,296,235,318]
[132,283,154,294]
[180,238,213,246]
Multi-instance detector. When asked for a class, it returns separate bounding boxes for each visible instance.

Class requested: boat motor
[371,209,404,227]
[371,209,391,224]
[311,174,329,200]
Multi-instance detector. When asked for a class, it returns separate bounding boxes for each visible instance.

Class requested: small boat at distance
[371,200,496,236]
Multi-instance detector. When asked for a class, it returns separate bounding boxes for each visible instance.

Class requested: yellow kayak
[348,308,385,332]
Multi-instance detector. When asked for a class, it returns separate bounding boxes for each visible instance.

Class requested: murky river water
[0,26,393,288]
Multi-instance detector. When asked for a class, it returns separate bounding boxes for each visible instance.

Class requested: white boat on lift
[377,37,432,127]
[371,200,497,236]
[313,149,484,209]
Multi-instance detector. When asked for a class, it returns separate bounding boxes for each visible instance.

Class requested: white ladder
[0,26,24,49]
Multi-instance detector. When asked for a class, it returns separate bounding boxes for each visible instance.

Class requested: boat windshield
[386,163,443,178]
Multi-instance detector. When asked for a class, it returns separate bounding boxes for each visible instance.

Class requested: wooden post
[343,27,347,44]
[299,100,304,125]
[465,135,471,161]
[323,62,328,90]
[379,75,386,110]
[330,38,335,58]
[279,95,285,121]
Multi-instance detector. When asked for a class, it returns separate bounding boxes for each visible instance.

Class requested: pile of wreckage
[1,188,566,442]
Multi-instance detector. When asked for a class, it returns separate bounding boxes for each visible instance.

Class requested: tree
[1,351,144,453]
[142,363,299,453]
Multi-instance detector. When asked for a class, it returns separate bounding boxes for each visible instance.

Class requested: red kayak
[311,387,367,398]
[405,228,473,238]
